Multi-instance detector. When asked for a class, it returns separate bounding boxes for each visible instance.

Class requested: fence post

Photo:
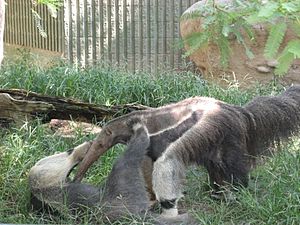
[138,0,143,71]
[91,0,97,65]
[123,0,128,69]
[130,0,135,72]
[115,0,120,66]
[67,0,73,63]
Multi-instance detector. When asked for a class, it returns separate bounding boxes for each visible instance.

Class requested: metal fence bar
[170,0,175,68]
[138,0,143,71]
[146,0,151,73]
[67,0,73,62]
[162,0,167,64]
[76,0,81,64]
[99,0,104,60]
[123,0,128,69]
[154,0,159,73]
[83,0,88,65]
[107,0,112,64]
[130,0,135,72]
[41,4,47,51]
[178,0,183,66]
[58,6,64,52]
[115,0,120,65]
[91,0,97,64]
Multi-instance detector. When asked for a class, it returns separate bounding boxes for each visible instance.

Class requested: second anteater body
[75,86,300,218]
[29,119,151,221]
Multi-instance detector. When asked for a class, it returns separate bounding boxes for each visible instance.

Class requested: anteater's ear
[126,117,142,128]
[105,127,112,136]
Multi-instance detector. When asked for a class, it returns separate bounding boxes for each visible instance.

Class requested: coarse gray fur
[72,86,300,218]
[29,118,151,221]
[152,86,300,216]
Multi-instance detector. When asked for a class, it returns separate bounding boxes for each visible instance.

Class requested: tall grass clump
[0,54,282,107]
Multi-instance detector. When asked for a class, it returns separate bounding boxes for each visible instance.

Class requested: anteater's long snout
[73,140,108,182]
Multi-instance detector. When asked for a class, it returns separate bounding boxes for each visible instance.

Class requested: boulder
[180,0,300,88]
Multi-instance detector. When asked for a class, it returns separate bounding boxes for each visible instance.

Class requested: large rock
[180,0,300,87]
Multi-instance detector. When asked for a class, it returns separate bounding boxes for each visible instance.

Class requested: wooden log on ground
[0,89,150,126]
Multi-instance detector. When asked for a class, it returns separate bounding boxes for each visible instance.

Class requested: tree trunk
[0,89,150,127]
[0,0,5,66]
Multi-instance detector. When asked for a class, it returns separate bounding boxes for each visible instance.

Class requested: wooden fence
[65,0,198,72]
[4,0,64,52]
[4,0,198,72]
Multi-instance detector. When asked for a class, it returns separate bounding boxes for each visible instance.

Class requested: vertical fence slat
[33,4,38,48]
[41,4,46,51]
[27,0,31,47]
[4,0,9,43]
[130,0,135,72]
[138,0,143,71]
[75,0,81,64]
[17,0,21,45]
[83,0,88,65]
[115,0,120,65]
[50,6,55,51]
[123,0,127,69]
[29,1,33,48]
[99,0,104,60]
[178,0,183,67]
[16,0,20,45]
[20,0,24,46]
[162,0,167,64]
[146,0,151,73]
[107,0,112,64]
[154,0,159,73]
[58,5,64,52]
[68,0,73,63]
[91,0,96,64]
[46,4,50,50]
[170,0,175,68]
[37,4,42,49]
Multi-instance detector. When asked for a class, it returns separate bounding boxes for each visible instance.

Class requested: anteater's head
[74,116,141,182]
[29,141,93,190]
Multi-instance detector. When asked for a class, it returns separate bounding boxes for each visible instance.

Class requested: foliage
[182,0,300,76]
[31,0,63,38]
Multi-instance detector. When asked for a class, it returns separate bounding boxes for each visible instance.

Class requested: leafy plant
[31,0,63,38]
[182,0,300,76]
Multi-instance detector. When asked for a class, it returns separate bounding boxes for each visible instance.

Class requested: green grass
[0,59,299,224]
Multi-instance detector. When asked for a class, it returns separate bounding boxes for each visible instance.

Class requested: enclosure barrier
[5,0,198,72]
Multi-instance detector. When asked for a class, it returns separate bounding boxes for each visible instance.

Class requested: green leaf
[183,32,209,57]
[258,2,279,18]
[218,36,231,66]
[245,13,267,24]
[291,22,300,37]
[264,22,287,59]
[281,2,299,13]
[222,25,232,37]
[231,27,254,59]
[287,40,300,57]
[275,51,294,76]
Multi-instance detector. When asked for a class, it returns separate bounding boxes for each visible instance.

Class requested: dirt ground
[3,43,63,67]
[180,2,300,89]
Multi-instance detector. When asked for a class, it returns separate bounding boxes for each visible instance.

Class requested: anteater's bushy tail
[245,85,300,156]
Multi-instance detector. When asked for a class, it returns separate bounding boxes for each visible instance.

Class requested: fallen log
[0,89,150,126]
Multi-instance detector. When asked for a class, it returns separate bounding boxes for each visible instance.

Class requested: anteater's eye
[105,128,112,136]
